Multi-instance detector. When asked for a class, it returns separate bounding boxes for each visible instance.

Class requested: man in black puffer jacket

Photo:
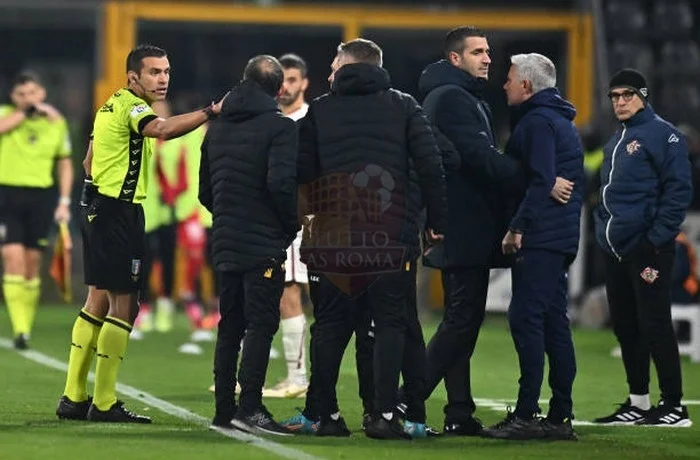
[199,55,299,436]
[296,39,447,440]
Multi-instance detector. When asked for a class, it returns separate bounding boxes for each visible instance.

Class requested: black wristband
[203,106,217,120]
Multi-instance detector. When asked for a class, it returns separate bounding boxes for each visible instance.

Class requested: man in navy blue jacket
[592,69,692,427]
[485,53,583,441]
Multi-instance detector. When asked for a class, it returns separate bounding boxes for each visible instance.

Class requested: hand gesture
[34,102,62,122]
[551,176,573,204]
[425,228,444,242]
[502,230,522,255]
[211,91,231,116]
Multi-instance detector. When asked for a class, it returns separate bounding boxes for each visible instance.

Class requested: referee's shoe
[86,400,152,423]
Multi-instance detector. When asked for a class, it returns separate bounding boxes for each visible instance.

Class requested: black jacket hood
[331,63,391,96]
[418,59,487,99]
[221,79,280,122]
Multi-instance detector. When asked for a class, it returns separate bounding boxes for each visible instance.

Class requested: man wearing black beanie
[593,68,693,427]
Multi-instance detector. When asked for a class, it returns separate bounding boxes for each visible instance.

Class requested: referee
[56,44,226,423]
[0,71,73,350]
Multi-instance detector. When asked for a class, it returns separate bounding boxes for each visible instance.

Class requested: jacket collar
[622,103,655,128]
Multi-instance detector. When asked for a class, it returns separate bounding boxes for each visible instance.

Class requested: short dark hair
[337,39,383,66]
[444,26,486,58]
[13,70,41,88]
[243,55,284,97]
[279,53,308,79]
[126,44,167,74]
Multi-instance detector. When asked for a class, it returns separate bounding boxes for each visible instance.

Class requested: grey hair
[510,53,556,94]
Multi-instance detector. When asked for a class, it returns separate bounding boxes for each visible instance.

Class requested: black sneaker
[592,399,650,426]
[443,416,484,436]
[56,395,92,420]
[86,400,152,424]
[211,411,237,429]
[395,402,408,418]
[13,334,28,350]
[365,415,412,440]
[317,416,351,437]
[482,414,546,441]
[232,407,293,436]
[361,413,372,431]
[636,401,692,428]
[541,417,577,441]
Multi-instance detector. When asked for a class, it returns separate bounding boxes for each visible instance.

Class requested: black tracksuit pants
[304,263,427,423]
[423,267,489,422]
[302,273,375,421]
[604,238,683,406]
[213,262,284,419]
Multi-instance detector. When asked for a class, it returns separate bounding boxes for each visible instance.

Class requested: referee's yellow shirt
[91,89,157,204]
[0,104,71,188]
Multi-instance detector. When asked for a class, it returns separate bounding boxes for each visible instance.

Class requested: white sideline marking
[0,337,321,460]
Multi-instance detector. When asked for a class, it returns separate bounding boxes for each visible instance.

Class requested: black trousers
[213,262,284,418]
[370,263,426,419]
[509,249,576,421]
[305,263,426,422]
[141,224,177,301]
[423,267,489,422]
[303,273,375,421]
[605,238,683,405]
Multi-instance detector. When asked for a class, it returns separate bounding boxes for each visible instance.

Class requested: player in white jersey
[262,54,310,398]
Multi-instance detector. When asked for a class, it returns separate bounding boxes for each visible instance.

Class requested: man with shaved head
[201,54,299,435]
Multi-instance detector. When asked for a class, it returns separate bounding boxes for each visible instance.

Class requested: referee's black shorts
[0,185,54,249]
[81,193,145,293]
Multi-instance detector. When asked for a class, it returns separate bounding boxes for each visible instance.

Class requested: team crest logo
[131,259,141,282]
[626,140,641,155]
[640,266,659,284]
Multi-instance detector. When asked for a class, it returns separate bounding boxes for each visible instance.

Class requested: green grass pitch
[1,305,699,459]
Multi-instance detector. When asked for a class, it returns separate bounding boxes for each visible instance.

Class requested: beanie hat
[609,68,649,100]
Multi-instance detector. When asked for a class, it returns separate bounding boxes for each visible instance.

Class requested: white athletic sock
[281,314,307,385]
[630,394,651,411]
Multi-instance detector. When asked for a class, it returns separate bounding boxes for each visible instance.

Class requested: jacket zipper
[602,126,626,260]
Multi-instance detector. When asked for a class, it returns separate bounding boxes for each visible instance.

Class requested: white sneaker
[190,329,215,342]
[178,343,203,355]
[262,379,308,398]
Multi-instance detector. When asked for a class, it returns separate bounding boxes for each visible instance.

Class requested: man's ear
[301,78,309,92]
[127,70,138,85]
[448,51,460,66]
